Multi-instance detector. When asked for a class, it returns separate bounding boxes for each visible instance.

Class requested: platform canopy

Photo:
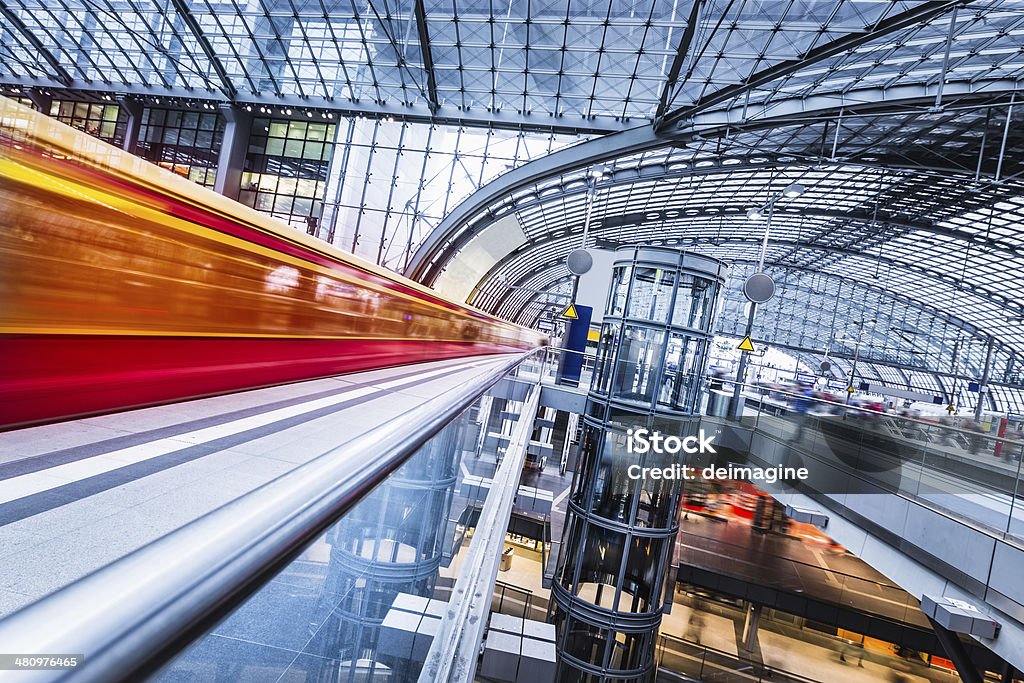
[1,0,1023,390]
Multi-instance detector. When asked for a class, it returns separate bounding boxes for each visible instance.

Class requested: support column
[119,97,144,156]
[214,105,253,201]
[926,617,984,683]
[975,336,996,420]
[730,302,756,417]
[27,89,52,114]
[742,603,762,652]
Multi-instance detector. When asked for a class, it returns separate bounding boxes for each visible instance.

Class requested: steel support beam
[0,78,631,135]
[677,82,1023,139]
[165,0,237,100]
[657,0,969,132]
[26,89,51,113]
[413,0,439,114]
[926,617,984,683]
[495,252,1001,358]
[654,0,703,121]
[119,96,144,156]
[0,1,72,86]
[214,104,252,200]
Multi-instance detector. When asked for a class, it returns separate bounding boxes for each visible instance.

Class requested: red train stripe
[0,336,521,430]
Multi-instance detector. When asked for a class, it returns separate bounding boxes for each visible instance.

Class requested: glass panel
[588,430,638,523]
[608,266,631,318]
[672,275,713,329]
[151,363,530,682]
[593,321,620,394]
[659,334,705,411]
[626,267,674,322]
[611,325,665,404]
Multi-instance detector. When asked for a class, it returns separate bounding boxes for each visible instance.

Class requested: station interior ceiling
[2,0,1023,407]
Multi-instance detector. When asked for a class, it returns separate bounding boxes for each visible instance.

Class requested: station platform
[675,514,929,628]
[0,354,516,618]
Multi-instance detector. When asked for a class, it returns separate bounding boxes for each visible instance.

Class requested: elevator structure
[550,247,728,682]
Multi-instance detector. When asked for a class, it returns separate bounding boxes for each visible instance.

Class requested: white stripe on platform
[0,359,499,506]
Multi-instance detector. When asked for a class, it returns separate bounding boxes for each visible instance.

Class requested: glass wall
[241,117,336,232]
[137,108,224,188]
[49,99,125,145]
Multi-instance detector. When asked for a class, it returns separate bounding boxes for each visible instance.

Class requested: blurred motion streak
[0,97,544,428]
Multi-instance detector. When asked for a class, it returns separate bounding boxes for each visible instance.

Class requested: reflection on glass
[627,267,675,323]
[151,395,498,682]
[609,266,632,317]
[593,322,620,394]
[588,430,638,522]
[672,274,713,329]
[659,334,706,411]
[611,325,666,404]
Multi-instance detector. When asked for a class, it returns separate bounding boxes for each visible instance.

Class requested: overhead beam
[657,0,969,132]
[404,79,1018,288]
[0,0,72,86]
[0,79,629,135]
[499,256,1009,369]
[465,206,1017,303]
[165,0,237,100]
[678,81,1024,139]
[654,0,703,120]
[413,0,439,114]
[485,235,1017,333]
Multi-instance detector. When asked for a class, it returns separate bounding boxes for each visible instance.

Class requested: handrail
[658,632,821,683]
[0,350,541,683]
[419,381,541,683]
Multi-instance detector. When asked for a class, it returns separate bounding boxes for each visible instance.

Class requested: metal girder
[165,0,237,100]
[403,123,668,283]
[0,1,72,86]
[469,207,1016,300]
[0,79,629,135]
[654,0,703,121]
[679,81,1024,139]
[404,79,1020,290]
[489,238,1012,340]
[657,0,969,133]
[413,0,439,114]
[500,256,1011,374]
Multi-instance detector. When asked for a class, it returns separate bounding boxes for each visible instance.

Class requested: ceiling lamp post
[729,181,805,417]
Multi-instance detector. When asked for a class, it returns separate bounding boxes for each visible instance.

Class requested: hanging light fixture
[783,182,805,198]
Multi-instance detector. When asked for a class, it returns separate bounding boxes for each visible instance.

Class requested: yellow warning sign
[737,336,755,352]
[562,303,579,319]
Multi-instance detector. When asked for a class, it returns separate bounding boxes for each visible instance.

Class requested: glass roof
[0,0,1020,130]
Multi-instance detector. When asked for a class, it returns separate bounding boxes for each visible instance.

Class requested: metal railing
[656,634,821,683]
[0,350,541,683]
[419,382,540,683]
[703,376,1024,543]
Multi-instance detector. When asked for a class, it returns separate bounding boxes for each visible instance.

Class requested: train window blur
[0,97,544,427]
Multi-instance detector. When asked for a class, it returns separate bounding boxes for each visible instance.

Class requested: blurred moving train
[0,97,545,429]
